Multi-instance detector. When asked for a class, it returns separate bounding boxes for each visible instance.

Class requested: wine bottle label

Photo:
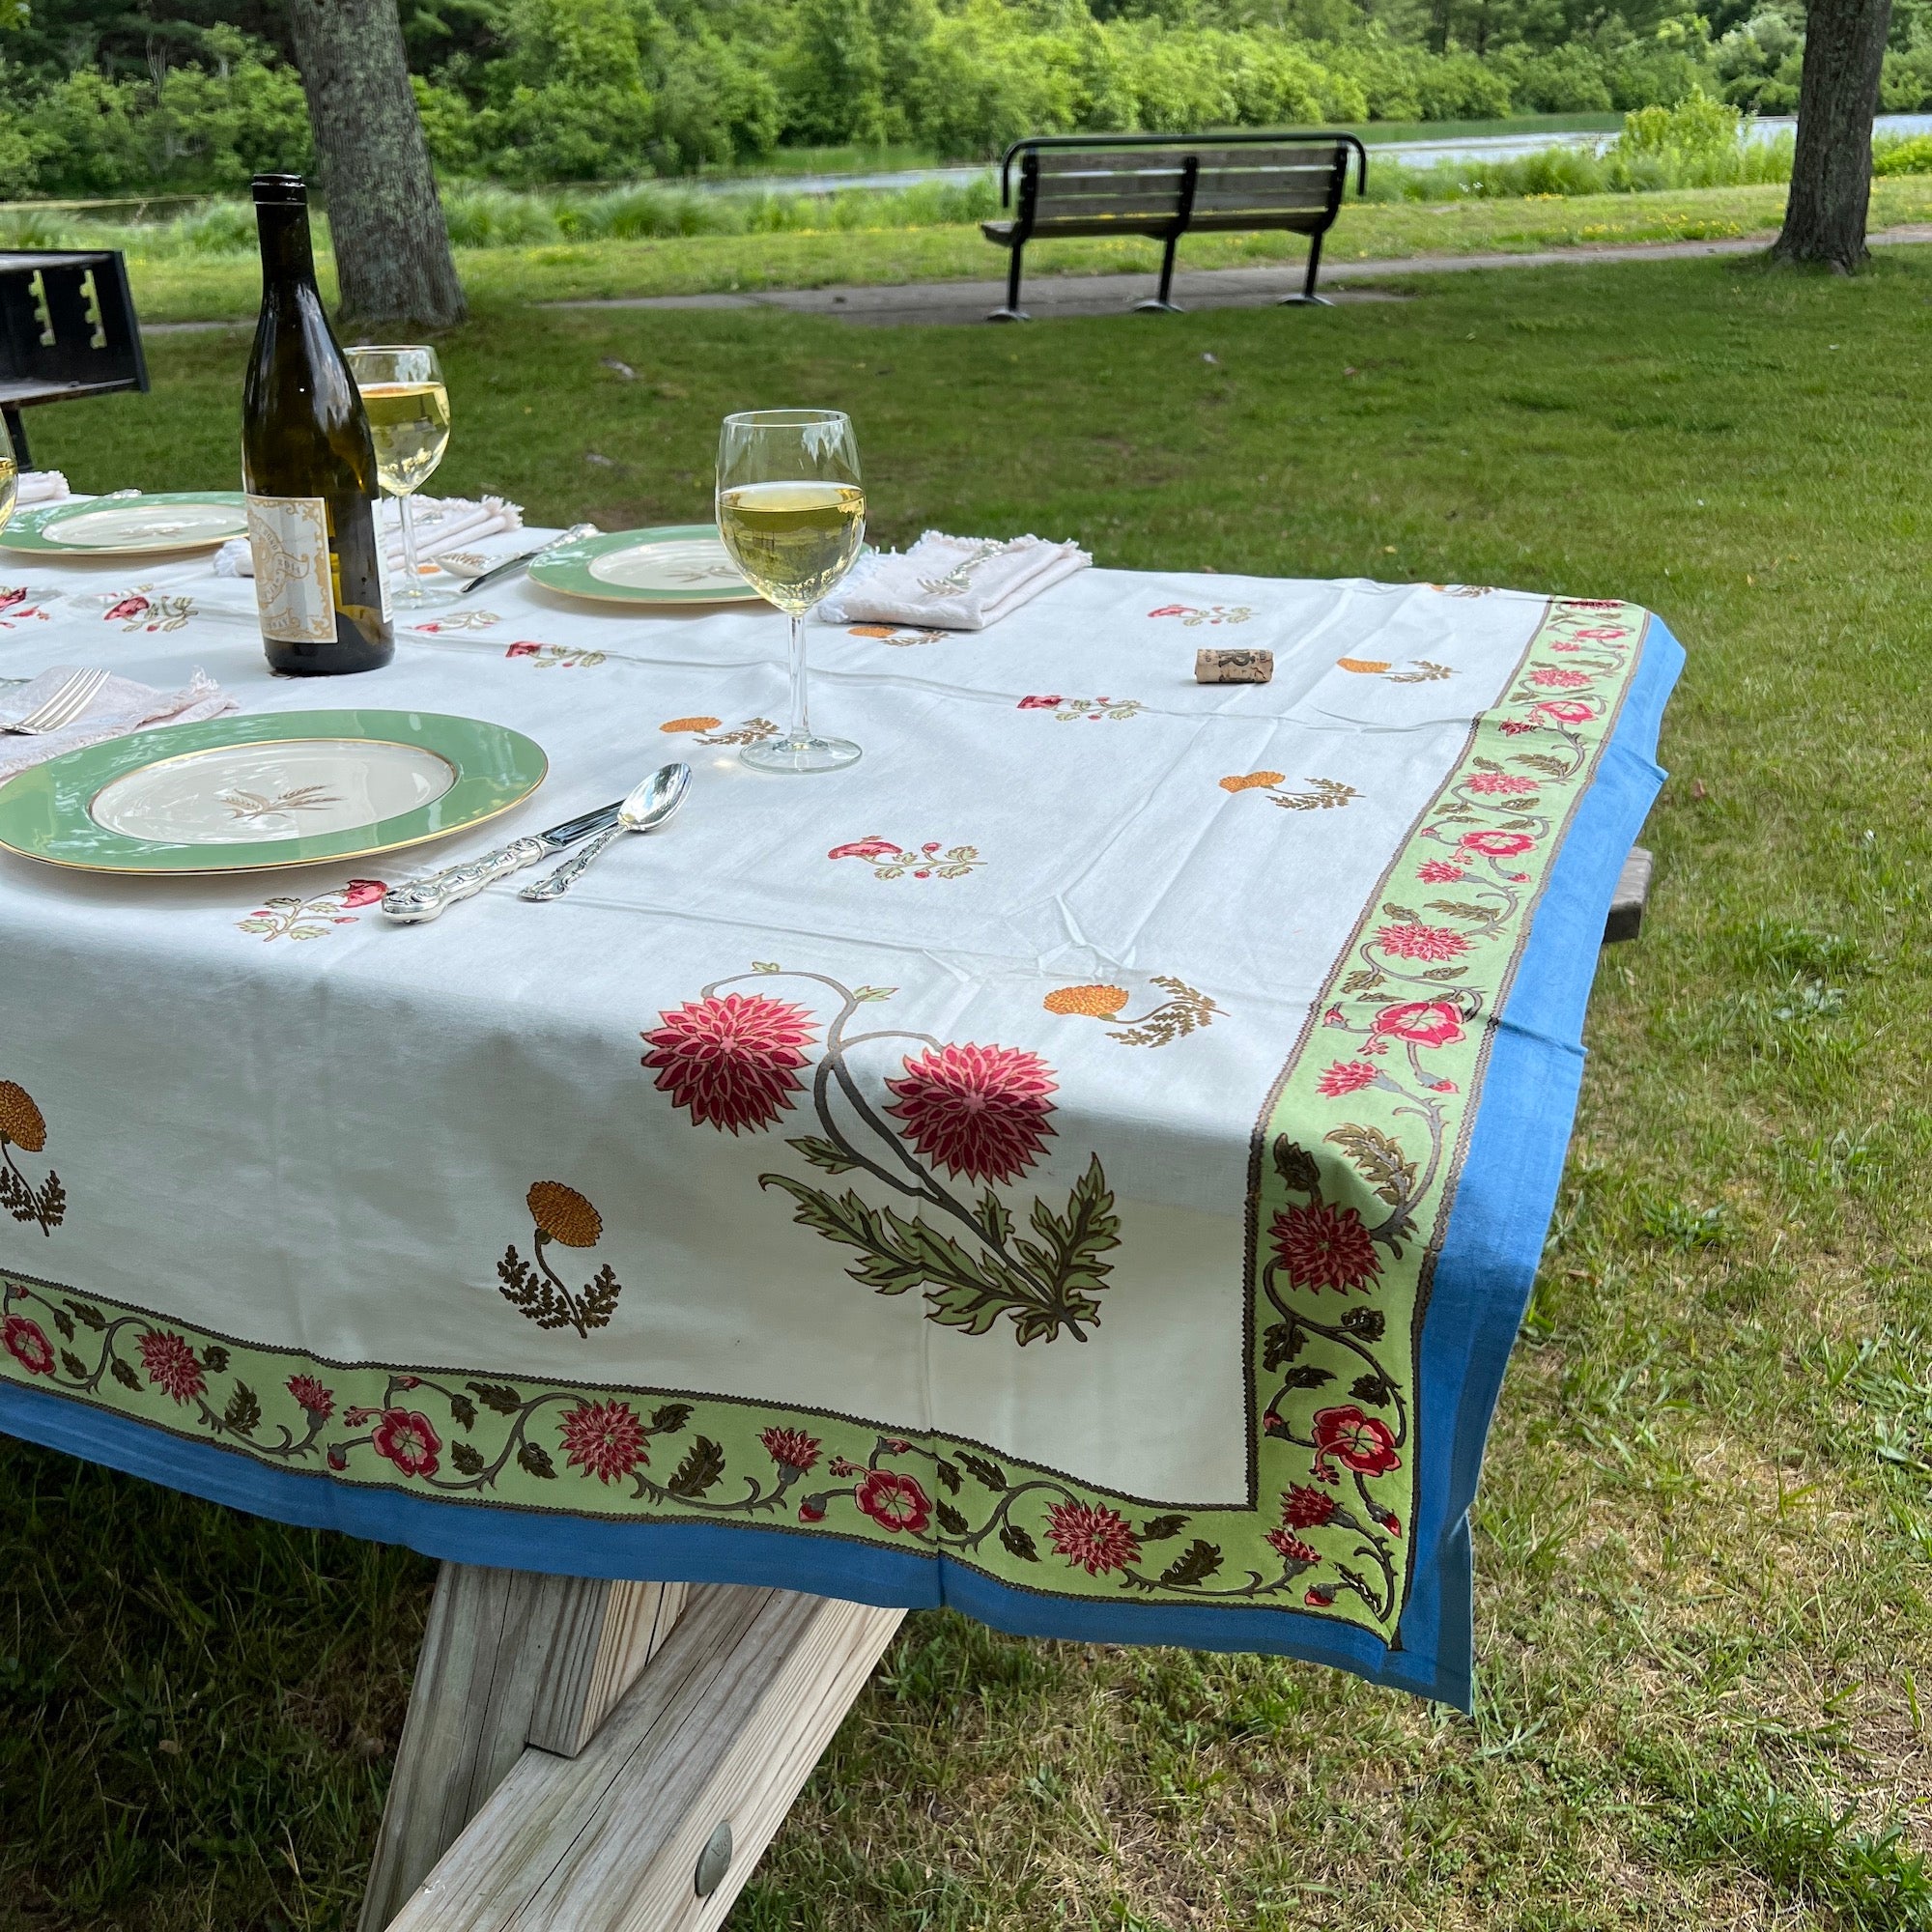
[245,494,335,644]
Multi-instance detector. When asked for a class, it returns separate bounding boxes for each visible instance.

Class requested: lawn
[5,246,1931,1932]
[118,176,1932,322]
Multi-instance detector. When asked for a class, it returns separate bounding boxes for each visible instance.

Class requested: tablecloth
[0,531,1680,1708]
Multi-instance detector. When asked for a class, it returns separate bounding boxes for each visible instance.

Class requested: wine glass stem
[786,612,810,745]
[397,492,421,590]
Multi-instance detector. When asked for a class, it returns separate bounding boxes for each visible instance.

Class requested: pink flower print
[1316,1060,1378,1096]
[1309,1405,1402,1481]
[1465,774,1537,795]
[642,993,819,1133]
[339,879,386,908]
[505,641,541,658]
[1321,1006,1348,1028]
[1416,860,1465,884]
[1498,720,1537,735]
[1370,1000,1465,1049]
[371,1407,442,1478]
[1430,1079,1457,1093]
[1045,1501,1141,1576]
[1567,624,1629,640]
[559,1401,648,1483]
[1549,641,1581,652]
[1562,599,1623,610]
[1016,695,1064,710]
[1533,699,1596,724]
[886,1042,1057,1186]
[102,595,149,624]
[1147,605,1188,618]
[1266,1528,1320,1564]
[0,587,26,613]
[1531,668,1591,689]
[828,837,904,862]
[1374,923,1471,962]
[2,1314,55,1377]
[1461,830,1534,858]
[138,1331,206,1404]
[286,1374,335,1419]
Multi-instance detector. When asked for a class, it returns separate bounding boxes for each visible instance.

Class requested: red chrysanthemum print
[1,1314,54,1377]
[1370,1000,1466,1049]
[1281,1484,1339,1529]
[1045,1500,1141,1576]
[370,1407,442,1479]
[286,1374,335,1418]
[1530,668,1591,689]
[1460,830,1535,858]
[885,1042,1057,1186]
[1416,860,1465,883]
[1374,923,1470,962]
[1316,1061,1378,1097]
[1269,1202,1381,1293]
[1465,773,1538,795]
[853,1468,931,1534]
[643,992,818,1133]
[560,1400,647,1483]
[138,1330,206,1405]
[1310,1406,1403,1482]
[760,1427,821,1473]
[1266,1528,1321,1563]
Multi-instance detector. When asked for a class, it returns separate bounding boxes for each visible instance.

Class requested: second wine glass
[347,344,452,611]
[716,409,865,775]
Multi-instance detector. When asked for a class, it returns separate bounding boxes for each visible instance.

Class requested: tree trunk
[284,0,467,329]
[1772,0,1892,270]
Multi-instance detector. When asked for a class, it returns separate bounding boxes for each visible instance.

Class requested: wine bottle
[242,174,393,675]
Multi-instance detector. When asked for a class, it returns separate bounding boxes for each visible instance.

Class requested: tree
[283,0,467,328]
[1772,0,1892,268]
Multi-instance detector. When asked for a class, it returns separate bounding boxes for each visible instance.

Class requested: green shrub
[1873,131,1932,174]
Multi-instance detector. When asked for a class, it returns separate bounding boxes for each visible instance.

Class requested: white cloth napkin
[212,494,525,579]
[817,531,1091,631]
[14,470,71,508]
[0,666,237,782]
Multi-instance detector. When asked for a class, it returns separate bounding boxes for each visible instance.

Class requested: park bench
[981,129,1368,322]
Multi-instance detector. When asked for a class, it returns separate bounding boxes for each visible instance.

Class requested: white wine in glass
[347,344,452,610]
[0,412,17,539]
[717,410,866,775]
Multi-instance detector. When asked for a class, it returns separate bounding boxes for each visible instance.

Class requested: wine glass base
[391,581,459,612]
[742,734,862,776]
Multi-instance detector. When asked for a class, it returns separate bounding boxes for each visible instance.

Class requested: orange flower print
[1043,984,1131,1018]
[498,1182,623,1336]
[1043,976,1220,1049]
[1335,658,1391,675]
[527,1180,602,1248]
[1222,774,1359,812]
[660,715,723,734]
[1220,771,1286,793]
[0,1079,63,1236]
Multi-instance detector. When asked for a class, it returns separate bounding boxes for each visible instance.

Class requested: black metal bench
[981,130,1368,323]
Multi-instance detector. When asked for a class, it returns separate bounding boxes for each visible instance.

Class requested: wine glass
[0,413,16,539]
[347,344,452,610]
[716,409,866,775]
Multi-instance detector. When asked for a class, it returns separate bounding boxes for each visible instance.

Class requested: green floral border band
[0,597,1648,1635]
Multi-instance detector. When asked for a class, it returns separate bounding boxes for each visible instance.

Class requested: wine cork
[1195,648,1273,684]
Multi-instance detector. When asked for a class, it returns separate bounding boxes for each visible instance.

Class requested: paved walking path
[144,221,1932,336]
[538,222,1932,328]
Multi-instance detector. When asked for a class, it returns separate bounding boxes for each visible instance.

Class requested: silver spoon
[520,761,691,900]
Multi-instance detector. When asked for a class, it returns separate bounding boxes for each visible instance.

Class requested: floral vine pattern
[0,600,1647,1638]
[497,1182,623,1336]
[826,837,983,881]
[236,879,386,943]
[0,1081,63,1237]
[1043,978,1221,1048]
[1219,773,1361,811]
[102,591,194,633]
[1148,603,1254,626]
[658,715,779,746]
[847,624,950,647]
[0,585,51,629]
[506,641,606,668]
[1017,695,1144,723]
[642,968,1119,1346]
[1335,657,1454,683]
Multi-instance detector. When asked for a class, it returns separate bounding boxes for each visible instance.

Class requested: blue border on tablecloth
[0,618,1682,1707]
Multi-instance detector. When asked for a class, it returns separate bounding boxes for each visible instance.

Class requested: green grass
[7,244,1932,1931]
[118,176,1932,322]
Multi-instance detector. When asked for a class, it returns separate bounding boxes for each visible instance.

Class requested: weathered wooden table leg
[363,1568,904,1932]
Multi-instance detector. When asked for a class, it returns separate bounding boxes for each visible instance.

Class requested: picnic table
[0,525,1680,1926]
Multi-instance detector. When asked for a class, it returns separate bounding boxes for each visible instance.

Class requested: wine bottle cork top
[1196,649,1273,684]
[251,174,308,206]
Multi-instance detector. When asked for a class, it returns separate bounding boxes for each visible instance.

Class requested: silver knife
[456,523,596,596]
[381,795,626,923]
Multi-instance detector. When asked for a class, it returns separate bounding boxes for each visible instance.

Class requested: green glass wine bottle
[242,174,394,674]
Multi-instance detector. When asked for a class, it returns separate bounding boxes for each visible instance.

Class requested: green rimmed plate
[1,492,249,555]
[0,710,548,874]
[526,522,766,607]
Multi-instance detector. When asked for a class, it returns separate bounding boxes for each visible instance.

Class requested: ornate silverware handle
[381,835,555,923]
[519,821,623,901]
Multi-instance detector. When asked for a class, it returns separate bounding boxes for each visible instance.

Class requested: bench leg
[986,242,1031,323]
[1602,845,1653,946]
[1279,230,1335,307]
[1133,231,1186,314]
